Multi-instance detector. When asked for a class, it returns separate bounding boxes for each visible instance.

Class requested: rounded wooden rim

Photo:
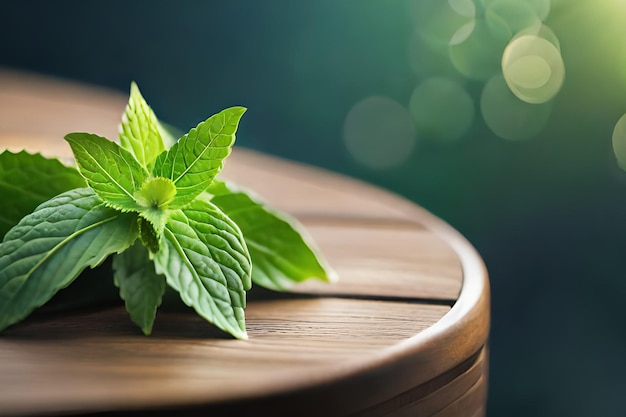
[144,165,491,415]
[313,187,490,410]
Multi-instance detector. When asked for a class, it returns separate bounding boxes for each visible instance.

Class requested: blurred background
[1,0,626,415]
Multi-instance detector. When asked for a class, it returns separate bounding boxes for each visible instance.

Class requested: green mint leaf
[119,82,166,169]
[152,107,246,209]
[184,193,252,295]
[208,180,337,291]
[153,194,251,339]
[65,132,149,212]
[0,150,86,240]
[0,188,138,332]
[113,241,166,335]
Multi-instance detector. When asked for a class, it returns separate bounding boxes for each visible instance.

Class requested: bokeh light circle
[502,34,565,104]
[449,17,511,81]
[481,0,551,22]
[481,74,553,141]
[409,77,475,143]
[450,20,476,46]
[526,0,551,21]
[612,113,626,171]
[410,0,472,50]
[343,97,416,169]
[507,54,552,89]
[517,24,560,51]
[448,0,476,18]
[485,0,542,37]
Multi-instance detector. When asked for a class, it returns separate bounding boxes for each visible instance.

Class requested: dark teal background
[2,1,626,415]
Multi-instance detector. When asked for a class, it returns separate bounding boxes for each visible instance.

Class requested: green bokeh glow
[486,0,542,37]
[449,17,510,80]
[343,97,416,169]
[502,34,565,103]
[411,0,471,50]
[481,74,553,140]
[409,77,475,143]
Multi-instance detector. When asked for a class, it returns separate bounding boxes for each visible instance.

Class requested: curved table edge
[129,164,491,417]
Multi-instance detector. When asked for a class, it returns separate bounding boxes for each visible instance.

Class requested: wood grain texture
[221,149,420,221]
[0,299,450,416]
[293,221,462,301]
[0,69,490,417]
[0,67,126,149]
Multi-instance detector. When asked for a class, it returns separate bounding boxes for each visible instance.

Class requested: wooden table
[0,69,490,416]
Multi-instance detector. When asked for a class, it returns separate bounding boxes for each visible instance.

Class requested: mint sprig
[0,83,335,338]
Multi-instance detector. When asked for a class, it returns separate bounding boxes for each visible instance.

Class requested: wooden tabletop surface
[0,68,490,416]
